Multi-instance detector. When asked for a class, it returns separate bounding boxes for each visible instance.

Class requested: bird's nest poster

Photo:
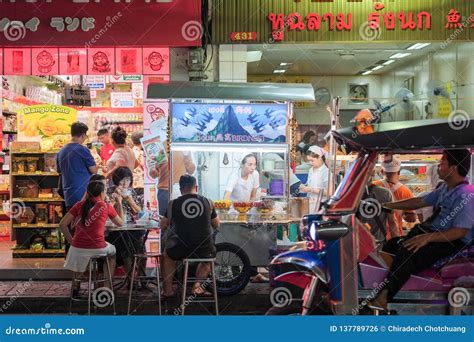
[171,103,288,143]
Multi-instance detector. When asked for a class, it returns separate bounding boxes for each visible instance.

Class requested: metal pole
[327,97,340,196]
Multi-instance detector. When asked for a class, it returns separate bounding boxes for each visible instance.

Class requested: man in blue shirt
[57,122,98,210]
[370,149,473,311]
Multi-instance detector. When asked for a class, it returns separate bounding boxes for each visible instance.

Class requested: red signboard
[32,47,59,75]
[58,47,88,75]
[0,1,201,47]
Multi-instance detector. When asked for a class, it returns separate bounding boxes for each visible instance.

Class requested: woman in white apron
[299,145,329,213]
[223,154,260,202]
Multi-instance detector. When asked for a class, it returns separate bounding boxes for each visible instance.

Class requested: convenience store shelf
[13,224,60,229]
[11,172,59,176]
[12,198,64,203]
[11,150,60,155]
[12,249,65,258]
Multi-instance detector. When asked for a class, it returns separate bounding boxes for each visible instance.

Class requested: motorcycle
[267,118,474,315]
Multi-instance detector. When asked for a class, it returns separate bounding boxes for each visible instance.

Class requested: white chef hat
[307,145,327,158]
[381,155,401,172]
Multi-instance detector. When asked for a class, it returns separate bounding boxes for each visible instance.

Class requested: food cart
[144,81,315,294]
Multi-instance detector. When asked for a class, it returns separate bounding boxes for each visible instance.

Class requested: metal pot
[289,197,309,218]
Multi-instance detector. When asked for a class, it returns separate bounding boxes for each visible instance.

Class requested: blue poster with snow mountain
[171,103,288,143]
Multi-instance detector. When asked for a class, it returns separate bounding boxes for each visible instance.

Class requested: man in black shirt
[160,175,220,297]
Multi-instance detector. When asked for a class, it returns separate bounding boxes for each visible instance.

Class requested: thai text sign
[213,0,474,43]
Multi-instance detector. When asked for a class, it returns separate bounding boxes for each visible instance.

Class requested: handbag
[163,200,180,250]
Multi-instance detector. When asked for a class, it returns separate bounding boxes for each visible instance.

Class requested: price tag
[18,171,24,175]
[20,149,26,152]
[35,171,42,174]
[20,223,28,227]
[37,222,45,227]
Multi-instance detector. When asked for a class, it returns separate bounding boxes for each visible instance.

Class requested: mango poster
[18,105,77,151]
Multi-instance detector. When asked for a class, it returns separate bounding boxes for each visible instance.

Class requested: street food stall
[144,81,315,294]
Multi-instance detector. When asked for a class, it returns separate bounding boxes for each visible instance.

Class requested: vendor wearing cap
[373,155,417,238]
[299,145,329,213]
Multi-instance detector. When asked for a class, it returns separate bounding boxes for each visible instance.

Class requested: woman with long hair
[61,174,124,287]
[223,154,260,202]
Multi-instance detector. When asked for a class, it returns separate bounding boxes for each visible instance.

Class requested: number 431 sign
[230,32,257,41]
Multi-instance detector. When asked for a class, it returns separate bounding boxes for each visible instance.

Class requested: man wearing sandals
[370,149,473,312]
[160,175,220,298]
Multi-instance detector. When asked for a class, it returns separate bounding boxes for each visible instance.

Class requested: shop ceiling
[246,42,442,76]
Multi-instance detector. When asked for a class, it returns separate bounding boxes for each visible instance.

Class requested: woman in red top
[61,174,124,286]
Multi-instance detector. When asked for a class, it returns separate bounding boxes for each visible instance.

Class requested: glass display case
[170,143,289,209]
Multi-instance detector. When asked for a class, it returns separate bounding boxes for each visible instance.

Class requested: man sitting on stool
[160,175,220,298]
[370,149,473,311]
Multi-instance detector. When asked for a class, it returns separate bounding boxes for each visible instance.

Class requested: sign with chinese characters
[111,92,134,108]
[213,0,474,43]
[18,104,77,151]
[171,103,289,144]
[0,1,200,47]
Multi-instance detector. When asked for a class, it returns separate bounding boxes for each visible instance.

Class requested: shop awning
[146,81,315,102]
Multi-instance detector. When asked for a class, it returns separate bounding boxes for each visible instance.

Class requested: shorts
[166,241,216,261]
[64,242,116,273]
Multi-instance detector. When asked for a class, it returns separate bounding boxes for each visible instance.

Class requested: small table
[105,222,160,289]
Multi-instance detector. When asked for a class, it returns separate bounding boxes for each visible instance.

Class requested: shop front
[209,0,474,314]
[0,0,201,274]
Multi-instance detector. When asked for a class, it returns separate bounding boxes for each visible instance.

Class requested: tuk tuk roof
[332,118,474,153]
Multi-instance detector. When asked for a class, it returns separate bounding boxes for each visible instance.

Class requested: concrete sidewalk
[0,280,274,315]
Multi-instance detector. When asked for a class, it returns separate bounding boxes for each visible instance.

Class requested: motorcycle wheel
[214,242,252,296]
